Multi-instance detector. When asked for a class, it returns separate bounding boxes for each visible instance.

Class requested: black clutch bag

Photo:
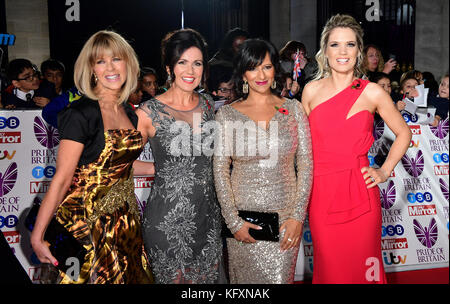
[222,210,280,242]
[25,202,87,274]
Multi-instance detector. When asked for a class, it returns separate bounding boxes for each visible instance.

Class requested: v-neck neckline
[229,98,289,132]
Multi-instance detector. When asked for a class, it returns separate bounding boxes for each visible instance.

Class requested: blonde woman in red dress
[301,15,411,284]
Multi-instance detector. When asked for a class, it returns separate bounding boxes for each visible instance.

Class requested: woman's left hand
[279,219,303,251]
[361,167,389,188]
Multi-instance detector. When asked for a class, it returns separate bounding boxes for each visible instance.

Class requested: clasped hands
[233,218,302,251]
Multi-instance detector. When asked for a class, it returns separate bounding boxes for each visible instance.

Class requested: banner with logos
[366,115,449,272]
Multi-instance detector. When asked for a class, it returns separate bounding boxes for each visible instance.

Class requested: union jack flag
[293,49,302,81]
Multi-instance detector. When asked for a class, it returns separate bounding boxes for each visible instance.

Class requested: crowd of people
[0,13,448,285]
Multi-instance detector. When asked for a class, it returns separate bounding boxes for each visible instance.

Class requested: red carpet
[295,267,449,284]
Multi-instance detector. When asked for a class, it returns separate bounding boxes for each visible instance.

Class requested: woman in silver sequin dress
[213,39,313,283]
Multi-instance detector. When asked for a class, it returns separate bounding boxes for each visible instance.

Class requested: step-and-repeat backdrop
[1,110,448,283]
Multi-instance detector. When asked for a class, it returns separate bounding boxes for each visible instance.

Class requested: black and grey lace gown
[139,93,225,284]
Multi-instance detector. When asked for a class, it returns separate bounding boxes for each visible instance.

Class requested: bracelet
[288,91,294,98]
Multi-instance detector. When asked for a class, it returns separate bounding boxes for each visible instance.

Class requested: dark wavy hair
[161,28,208,87]
[232,39,283,99]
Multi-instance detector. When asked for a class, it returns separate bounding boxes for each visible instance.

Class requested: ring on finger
[287,238,293,242]
[370,176,375,183]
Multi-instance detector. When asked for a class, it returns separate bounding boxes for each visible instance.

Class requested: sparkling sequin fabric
[55,129,153,284]
[213,98,313,283]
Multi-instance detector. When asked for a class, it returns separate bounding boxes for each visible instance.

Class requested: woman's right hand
[233,221,262,243]
[31,236,59,267]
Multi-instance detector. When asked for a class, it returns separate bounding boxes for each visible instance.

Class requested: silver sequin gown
[213,98,313,284]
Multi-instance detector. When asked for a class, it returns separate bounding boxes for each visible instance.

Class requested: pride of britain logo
[401,150,424,178]
[373,119,384,141]
[0,162,18,197]
[413,218,438,249]
[33,116,59,149]
[429,117,449,140]
[380,180,396,209]
[439,178,449,201]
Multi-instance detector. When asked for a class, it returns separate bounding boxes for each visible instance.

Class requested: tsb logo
[433,153,449,164]
[32,166,56,179]
[407,192,433,203]
[402,113,418,123]
[0,215,19,228]
[0,117,20,129]
[382,225,405,237]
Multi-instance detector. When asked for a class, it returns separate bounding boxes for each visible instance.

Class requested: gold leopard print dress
[52,99,152,284]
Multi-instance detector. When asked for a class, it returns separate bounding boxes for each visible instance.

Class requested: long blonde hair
[74,30,140,104]
[314,14,364,80]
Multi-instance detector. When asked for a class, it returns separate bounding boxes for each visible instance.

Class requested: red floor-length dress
[308,79,387,284]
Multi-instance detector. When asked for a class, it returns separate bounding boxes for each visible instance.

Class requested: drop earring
[243,79,249,94]
[271,81,277,89]
[93,73,98,84]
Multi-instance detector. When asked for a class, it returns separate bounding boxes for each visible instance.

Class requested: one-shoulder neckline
[309,79,364,116]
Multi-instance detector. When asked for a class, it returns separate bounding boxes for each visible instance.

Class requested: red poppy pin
[351,79,362,90]
[275,106,289,115]
[205,100,211,110]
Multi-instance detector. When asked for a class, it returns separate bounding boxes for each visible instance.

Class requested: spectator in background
[438,74,449,100]
[393,74,419,112]
[405,70,424,85]
[0,71,8,109]
[280,72,300,99]
[369,72,392,95]
[3,58,55,109]
[140,67,159,100]
[209,27,249,69]
[279,40,316,96]
[362,45,397,78]
[422,71,439,93]
[128,79,143,109]
[41,59,66,95]
[428,74,449,126]
[208,65,236,105]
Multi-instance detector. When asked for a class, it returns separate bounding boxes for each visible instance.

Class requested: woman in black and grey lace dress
[135,29,226,284]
